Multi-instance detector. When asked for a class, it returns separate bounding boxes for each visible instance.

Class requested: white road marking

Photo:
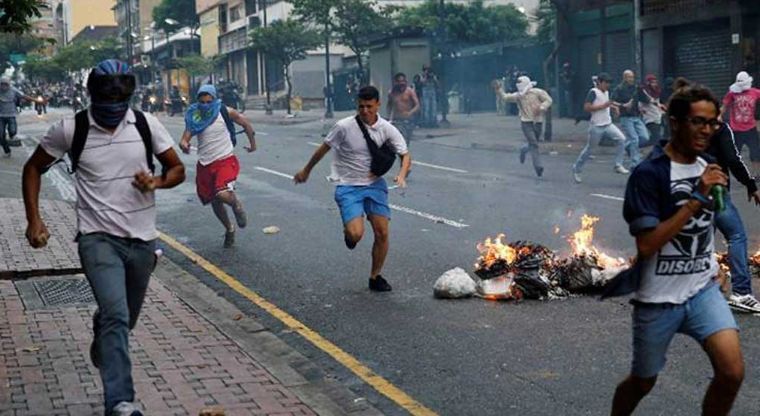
[308,142,467,173]
[591,193,624,202]
[388,204,469,228]
[254,165,468,228]
[254,166,295,180]
[412,161,468,173]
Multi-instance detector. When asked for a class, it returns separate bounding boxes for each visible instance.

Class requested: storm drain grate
[15,276,95,310]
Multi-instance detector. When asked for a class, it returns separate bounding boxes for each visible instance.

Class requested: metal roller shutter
[605,30,634,83]
[666,20,732,95]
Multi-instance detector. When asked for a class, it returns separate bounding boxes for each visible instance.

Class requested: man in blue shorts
[610,83,744,415]
[294,86,411,291]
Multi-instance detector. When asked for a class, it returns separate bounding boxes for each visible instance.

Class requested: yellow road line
[159,232,437,416]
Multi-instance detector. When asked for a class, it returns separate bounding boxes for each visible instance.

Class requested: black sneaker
[223,230,235,248]
[344,234,357,250]
[369,275,392,292]
[90,310,101,368]
[519,148,527,164]
[535,166,544,178]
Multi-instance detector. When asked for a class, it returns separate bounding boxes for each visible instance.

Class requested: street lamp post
[262,0,272,115]
[324,23,333,119]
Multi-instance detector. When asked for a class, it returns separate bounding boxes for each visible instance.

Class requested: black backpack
[43,110,154,174]
[219,105,238,146]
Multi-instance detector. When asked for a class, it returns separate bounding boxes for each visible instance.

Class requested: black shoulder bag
[355,115,395,177]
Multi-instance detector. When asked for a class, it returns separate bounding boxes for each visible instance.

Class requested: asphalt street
[17,108,760,415]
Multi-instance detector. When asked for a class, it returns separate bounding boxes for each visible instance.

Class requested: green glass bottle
[711,185,726,212]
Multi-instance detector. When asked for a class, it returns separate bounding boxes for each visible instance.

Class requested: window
[230,5,241,22]
[219,5,228,33]
[245,0,257,15]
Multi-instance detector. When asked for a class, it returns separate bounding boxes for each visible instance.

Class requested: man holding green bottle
[610,84,743,415]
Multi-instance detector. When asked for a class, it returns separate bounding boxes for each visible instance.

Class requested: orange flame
[475,234,517,269]
[568,214,626,269]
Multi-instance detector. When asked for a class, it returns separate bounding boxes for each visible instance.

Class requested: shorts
[734,129,760,162]
[630,282,738,379]
[196,155,239,205]
[334,178,391,224]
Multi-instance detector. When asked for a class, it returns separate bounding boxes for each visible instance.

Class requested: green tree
[152,0,198,34]
[22,53,65,82]
[332,0,390,84]
[535,0,555,44]
[176,55,223,94]
[0,0,45,34]
[249,19,321,114]
[0,32,43,70]
[391,0,529,45]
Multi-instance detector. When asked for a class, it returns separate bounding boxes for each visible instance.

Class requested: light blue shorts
[631,282,738,378]
[334,178,391,224]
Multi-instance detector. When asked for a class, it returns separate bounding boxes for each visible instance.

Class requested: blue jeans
[715,194,752,295]
[0,116,17,154]
[78,233,156,413]
[631,282,738,378]
[619,117,649,167]
[421,89,437,126]
[573,123,626,173]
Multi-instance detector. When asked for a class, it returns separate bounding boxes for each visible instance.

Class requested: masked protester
[493,75,552,177]
[179,84,257,248]
[720,71,760,176]
[22,59,185,416]
[639,74,668,147]
[0,76,35,156]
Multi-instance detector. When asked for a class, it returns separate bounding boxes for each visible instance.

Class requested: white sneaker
[572,171,582,183]
[728,293,760,314]
[614,165,630,175]
[110,402,143,416]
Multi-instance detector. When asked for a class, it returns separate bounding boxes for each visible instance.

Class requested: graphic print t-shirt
[635,157,718,304]
[723,88,760,132]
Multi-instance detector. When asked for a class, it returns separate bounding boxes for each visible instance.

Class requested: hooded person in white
[493,75,552,177]
[721,71,760,176]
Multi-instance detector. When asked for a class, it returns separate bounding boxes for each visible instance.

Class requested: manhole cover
[15,276,95,310]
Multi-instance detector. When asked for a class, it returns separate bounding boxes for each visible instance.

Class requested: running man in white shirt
[179,84,256,248]
[294,86,411,292]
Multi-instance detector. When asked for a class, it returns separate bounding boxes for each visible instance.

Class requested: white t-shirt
[585,87,612,127]
[635,157,718,304]
[323,115,408,186]
[196,113,234,166]
[39,109,175,241]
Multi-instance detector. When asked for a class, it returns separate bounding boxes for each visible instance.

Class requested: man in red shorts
[180,84,256,247]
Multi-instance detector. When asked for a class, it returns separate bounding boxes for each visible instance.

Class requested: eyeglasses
[683,117,723,130]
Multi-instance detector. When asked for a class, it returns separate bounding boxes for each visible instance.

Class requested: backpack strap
[219,105,237,146]
[69,110,90,173]
[133,110,155,174]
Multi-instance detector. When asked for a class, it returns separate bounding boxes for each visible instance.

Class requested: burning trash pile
[716,249,760,279]
[434,215,629,301]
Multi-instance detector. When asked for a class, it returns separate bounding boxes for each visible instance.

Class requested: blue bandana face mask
[90,101,129,128]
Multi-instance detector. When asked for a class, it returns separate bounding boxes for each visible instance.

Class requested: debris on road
[437,215,630,301]
[262,226,280,234]
[434,267,477,298]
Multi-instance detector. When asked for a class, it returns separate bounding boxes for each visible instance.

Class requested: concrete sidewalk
[0,129,381,415]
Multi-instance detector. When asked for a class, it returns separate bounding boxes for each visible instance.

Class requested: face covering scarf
[185,99,222,135]
[90,101,129,129]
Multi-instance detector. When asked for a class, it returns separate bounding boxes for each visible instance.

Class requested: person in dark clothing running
[677,78,760,313]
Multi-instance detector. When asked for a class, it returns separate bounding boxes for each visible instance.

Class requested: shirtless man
[387,72,420,147]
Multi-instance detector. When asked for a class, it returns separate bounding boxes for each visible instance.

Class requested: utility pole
[262,0,272,114]
[125,0,133,64]
[324,22,333,119]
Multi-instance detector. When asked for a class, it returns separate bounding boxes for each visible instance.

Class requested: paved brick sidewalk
[0,198,81,279]
[0,274,318,416]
